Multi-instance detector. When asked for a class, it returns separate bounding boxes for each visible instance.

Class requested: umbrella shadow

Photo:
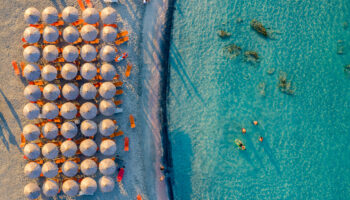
[0,112,21,151]
[0,89,22,129]
[49,0,66,10]
[261,137,281,175]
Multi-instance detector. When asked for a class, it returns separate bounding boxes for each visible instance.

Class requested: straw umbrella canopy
[24,143,40,160]
[24,7,40,24]
[23,27,40,44]
[81,25,98,41]
[100,63,116,81]
[99,82,116,99]
[62,180,79,197]
[42,122,58,140]
[43,45,58,62]
[79,139,97,157]
[82,8,99,24]
[61,63,78,80]
[23,103,40,120]
[81,63,97,80]
[101,26,117,43]
[80,83,97,100]
[99,176,114,193]
[81,44,97,61]
[100,139,117,156]
[24,85,41,101]
[63,26,79,43]
[62,6,79,23]
[23,63,40,80]
[42,143,58,159]
[99,158,116,176]
[63,45,79,62]
[81,120,97,137]
[42,179,59,197]
[101,7,117,24]
[42,102,59,119]
[99,119,116,136]
[100,45,116,62]
[80,177,97,195]
[99,100,116,116]
[23,46,40,62]
[60,102,77,119]
[42,7,58,24]
[43,84,60,101]
[62,161,79,177]
[61,121,78,139]
[80,102,97,120]
[60,140,77,157]
[23,124,40,141]
[43,26,59,42]
[24,183,41,200]
[41,64,57,81]
[62,83,79,100]
[80,159,98,176]
[42,161,58,178]
[24,162,41,178]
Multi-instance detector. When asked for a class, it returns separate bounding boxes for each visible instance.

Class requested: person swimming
[259,136,263,142]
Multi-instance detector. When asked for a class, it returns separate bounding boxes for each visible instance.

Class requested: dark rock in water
[258,82,266,97]
[250,19,268,37]
[223,43,242,59]
[217,30,231,38]
[344,65,350,73]
[236,18,243,23]
[337,40,345,55]
[244,51,259,63]
[278,71,295,95]
[343,22,348,29]
[267,68,275,75]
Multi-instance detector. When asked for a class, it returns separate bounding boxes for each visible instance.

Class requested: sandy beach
[0,0,170,199]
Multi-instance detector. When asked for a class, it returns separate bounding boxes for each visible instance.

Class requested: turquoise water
[167,0,350,199]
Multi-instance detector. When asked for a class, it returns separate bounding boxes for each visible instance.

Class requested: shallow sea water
[167,0,350,199]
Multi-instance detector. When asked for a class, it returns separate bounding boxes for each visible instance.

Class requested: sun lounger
[125,63,132,77]
[117,168,125,182]
[12,61,20,75]
[129,115,135,128]
[124,137,129,151]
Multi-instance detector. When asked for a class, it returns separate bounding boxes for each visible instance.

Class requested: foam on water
[167,0,350,199]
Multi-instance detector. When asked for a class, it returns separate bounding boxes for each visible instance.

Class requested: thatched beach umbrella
[42,102,59,119]
[62,180,79,197]
[80,159,97,176]
[23,103,40,120]
[23,63,40,80]
[60,102,77,120]
[99,82,116,99]
[81,63,97,80]
[42,122,58,140]
[100,139,116,156]
[100,63,116,81]
[23,124,40,141]
[99,158,116,176]
[61,63,78,80]
[43,45,58,62]
[63,45,79,62]
[42,143,58,159]
[42,7,58,24]
[23,27,40,44]
[63,26,79,43]
[62,161,78,177]
[99,119,116,137]
[42,161,58,178]
[80,102,97,120]
[79,139,97,157]
[43,83,60,101]
[101,7,117,25]
[23,46,40,63]
[82,8,99,24]
[62,6,79,23]
[81,25,98,41]
[99,99,116,116]
[23,143,40,160]
[80,83,97,100]
[62,83,79,100]
[81,120,97,137]
[80,177,97,195]
[24,162,41,178]
[43,26,59,42]
[100,45,116,62]
[98,176,114,193]
[81,44,97,61]
[41,64,57,81]
[42,179,59,197]
[24,7,40,24]
[101,26,117,43]
[60,140,77,157]
[61,121,78,139]
[24,183,41,200]
[24,85,41,101]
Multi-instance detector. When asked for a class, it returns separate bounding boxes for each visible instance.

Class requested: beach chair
[117,31,129,39]
[115,100,122,106]
[109,130,124,138]
[104,24,118,28]
[20,134,26,148]
[11,61,20,76]
[115,36,129,45]
[129,115,136,128]
[137,194,142,200]
[116,90,123,95]
[117,168,125,182]
[77,0,86,11]
[125,63,132,78]
[114,81,123,87]
[124,137,129,151]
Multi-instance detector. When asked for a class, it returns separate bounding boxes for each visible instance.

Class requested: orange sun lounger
[124,137,129,151]
[129,115,136,128]
[115,36,129,45]
[125,63,132,78]
[117,30,129,38]
[117,168,125,182]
